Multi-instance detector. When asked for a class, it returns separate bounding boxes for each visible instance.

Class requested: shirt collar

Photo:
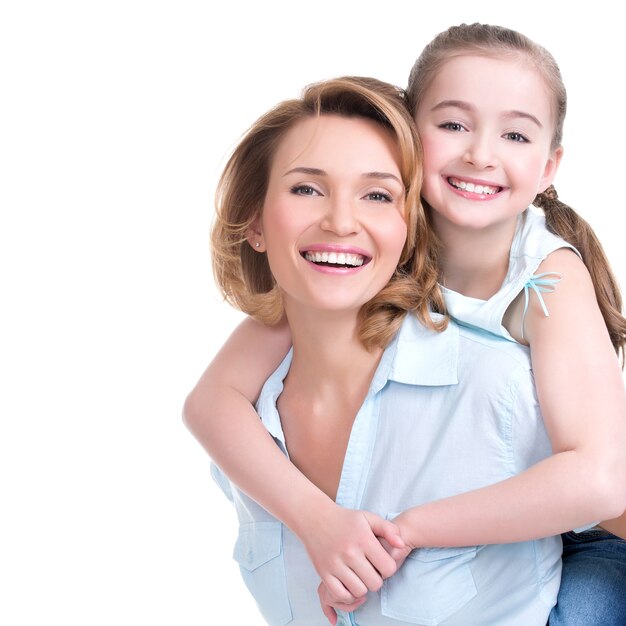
[256,350,292,447]
[383,313,459,387]
[256,313,459,445]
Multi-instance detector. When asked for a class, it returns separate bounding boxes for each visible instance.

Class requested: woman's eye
[439,122,466,132]
[365,191,393,203]
[291,185,320,196]
[504,132,529,143]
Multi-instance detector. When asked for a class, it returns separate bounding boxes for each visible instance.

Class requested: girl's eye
[290,184,320,196]
[504,131,529,143]
[439,122,466,132]
[365,191,393,203]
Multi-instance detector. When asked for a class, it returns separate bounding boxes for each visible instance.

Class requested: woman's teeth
[304,251,365,266]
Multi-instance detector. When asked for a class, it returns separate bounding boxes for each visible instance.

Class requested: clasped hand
[300,506,412,625]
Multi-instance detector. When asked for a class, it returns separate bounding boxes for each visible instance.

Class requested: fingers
[305,506,404,604]
[325,548,392,595]
[329,536,398,589]
[320,601,338,626]
[318,582,366,625]
[365,512,406,549]
[360,512,407,579]
[363,541,399,581]
[318,582,339,625]
[349,557,386,592]
[322,571,365,604]
[328,598,367,613]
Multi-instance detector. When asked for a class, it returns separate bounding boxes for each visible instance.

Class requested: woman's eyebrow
[284,167,401,184]
[284,167,326,177]
[362,172,403,185]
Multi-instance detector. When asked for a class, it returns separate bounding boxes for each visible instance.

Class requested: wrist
[288,490,336,539]
[394,509,421,550]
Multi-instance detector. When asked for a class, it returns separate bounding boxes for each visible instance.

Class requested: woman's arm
[183,316,404,600]
[394,249,626,548]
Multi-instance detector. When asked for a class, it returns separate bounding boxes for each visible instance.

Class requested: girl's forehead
[432,53,545,87]
[420,53,553,118]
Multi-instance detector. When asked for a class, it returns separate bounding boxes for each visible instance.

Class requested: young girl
[405,24,626,626]
[185,25,626,624]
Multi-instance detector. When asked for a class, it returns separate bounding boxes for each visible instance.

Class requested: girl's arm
[183,316,404,601]
[600,514,626,539]
[393,249,626,549]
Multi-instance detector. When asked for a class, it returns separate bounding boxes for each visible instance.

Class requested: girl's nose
[463,133,497,170]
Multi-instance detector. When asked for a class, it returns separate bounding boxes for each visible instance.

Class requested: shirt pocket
[381,544,478,625]
[233,521,293,626]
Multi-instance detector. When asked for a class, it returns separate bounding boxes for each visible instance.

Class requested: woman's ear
[246,217,266,252]
[538,146,564,193]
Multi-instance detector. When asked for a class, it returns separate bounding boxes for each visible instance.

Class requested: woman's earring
[255,242,261,248]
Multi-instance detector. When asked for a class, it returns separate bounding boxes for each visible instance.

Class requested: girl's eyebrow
[284,167,402,184]
[431,99,474,113]
[431,99,543,128]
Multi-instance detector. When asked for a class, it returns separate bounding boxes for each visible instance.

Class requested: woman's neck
[284,308,382,403]
[277,307,384,501]
[434,214,519,300]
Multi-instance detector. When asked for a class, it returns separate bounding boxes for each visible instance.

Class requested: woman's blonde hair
[211,76,445,350]
[406,23,626,358]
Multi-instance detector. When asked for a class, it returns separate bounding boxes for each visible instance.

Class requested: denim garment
[549,529,626,626]
[213,314,562,625]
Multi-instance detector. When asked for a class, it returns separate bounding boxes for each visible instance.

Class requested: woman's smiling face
[256,113,408,316]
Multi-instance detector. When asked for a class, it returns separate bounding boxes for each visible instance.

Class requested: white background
[1,1,623,624]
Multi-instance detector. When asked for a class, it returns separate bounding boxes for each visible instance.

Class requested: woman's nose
[320,196,361,236]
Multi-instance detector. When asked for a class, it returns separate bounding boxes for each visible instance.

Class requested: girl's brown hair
[406,23,626,358]
[211,76,445,350]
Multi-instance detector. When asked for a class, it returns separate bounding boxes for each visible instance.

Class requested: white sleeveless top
[441,208,579,341]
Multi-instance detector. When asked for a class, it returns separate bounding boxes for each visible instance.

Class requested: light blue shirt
[213,314,562,625]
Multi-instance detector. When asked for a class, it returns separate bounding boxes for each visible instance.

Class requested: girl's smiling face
[255,114,407,316]
[415,54,562,233]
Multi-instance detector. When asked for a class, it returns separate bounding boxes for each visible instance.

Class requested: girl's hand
[378,531,413,571]
[302,506,405,603]
[316,515,413,624]
[318,580,367,625]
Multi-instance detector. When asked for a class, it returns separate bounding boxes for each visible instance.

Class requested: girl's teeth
[449,178,498,195]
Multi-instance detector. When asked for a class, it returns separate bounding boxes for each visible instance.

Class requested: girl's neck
[435,214,519,300]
